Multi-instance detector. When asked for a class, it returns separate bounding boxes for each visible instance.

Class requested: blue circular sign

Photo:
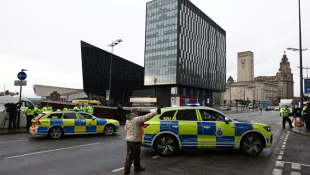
[17,72,27,81]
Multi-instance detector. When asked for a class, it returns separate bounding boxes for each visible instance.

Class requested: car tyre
[155,134,178,157]
[104,125,115,136]
[48,127,63,139]
[241,134,264,156]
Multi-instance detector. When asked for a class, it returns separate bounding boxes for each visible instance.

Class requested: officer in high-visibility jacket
[63,104,70,111]
[303,103,310,129]
[43,103,53,112]
[80,103,87,112]
[24,104,35,131]
[34,104,44,116]
[73,104,80,111]
[87,103,94,115]
[281,105,294,129]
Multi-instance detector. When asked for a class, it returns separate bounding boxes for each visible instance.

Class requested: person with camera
[6,101,23,132]
[24,104,35,131]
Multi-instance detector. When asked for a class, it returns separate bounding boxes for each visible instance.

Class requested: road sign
[305,79,310,95]
[14,80,27,86]
[106,90,110,100]
[17,72,27,81]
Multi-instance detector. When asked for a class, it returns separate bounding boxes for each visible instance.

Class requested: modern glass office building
[144,0,226,106]
[81,41,144,106]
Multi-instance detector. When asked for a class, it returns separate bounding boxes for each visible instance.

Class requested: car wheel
[104,125,115,136]
[155,134,178,157]
[49,127,63,139]
[241,134,264,156]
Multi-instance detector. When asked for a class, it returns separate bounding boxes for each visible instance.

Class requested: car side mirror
[225,117,229,124]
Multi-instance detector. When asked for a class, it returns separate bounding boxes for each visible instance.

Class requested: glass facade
[144,0,226,92]
[81,41,144,106]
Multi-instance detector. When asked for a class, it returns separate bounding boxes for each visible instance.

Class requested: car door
[171,109,202,149]
[201,110,235,148]
[78,113,97,133]
[63,112,80,133]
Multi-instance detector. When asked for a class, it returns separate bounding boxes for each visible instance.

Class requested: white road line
[291,172,301,175]
[282,145,286,148]
[283,142,286,145]
[4,142,100,159]
[280,151,284,155]
[278,156,282,160]
[275,161,284,167]
[291,163,301,170]
[112,164,133,172]
[272,169,282,175]
[152,155,160,159]
[0,139,29,145]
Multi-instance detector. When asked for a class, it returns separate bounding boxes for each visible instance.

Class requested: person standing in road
[304,102,310,130]
[87,103,94,115]
[80,103,87,112]
[34,104,44,116]
[43,103,53,112]
[24,104,35,131]
[63,104,70,111]
[123,108,158,174]
[116,104,123,123]
[259,107,262,115]
[73,104,80,111]
[281,105,294,129]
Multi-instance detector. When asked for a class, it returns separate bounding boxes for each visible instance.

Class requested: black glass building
[144,0,226,106]
[81,41,144,106]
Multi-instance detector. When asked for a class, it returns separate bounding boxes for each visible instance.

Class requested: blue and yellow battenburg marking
[30,113,119,134]
[142,109,272,149]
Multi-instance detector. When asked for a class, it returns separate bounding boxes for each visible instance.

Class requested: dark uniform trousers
[26,115,34,129]
[282,116,293,128]
[124,141,141,171]
[8,112,17,130]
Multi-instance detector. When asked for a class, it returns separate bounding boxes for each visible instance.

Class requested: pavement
[0,127,27,135]
[1,111,310,175]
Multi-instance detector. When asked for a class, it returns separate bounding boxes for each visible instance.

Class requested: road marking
[278,156,282,160]
[275,161,284,167]
[0,139,29,145]
[282,145,286,148]
[4,142,100,159]
[112,164,133,172]
[291,163,301,170]
[272,169,282,175]
[283,142,286,145]
[280,151,284,155]
[152,155,160,159]
[291,172,301,175]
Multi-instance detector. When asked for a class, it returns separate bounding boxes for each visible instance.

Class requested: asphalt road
[0,110,309,175]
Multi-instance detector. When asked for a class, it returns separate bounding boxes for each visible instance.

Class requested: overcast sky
[0,0,309,98]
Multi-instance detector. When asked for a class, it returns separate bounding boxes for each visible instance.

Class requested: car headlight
[263,126,271,132]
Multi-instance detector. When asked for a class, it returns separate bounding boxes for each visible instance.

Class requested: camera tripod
[1,110,20,132]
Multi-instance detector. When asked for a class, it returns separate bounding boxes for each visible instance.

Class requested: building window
[197,90,200,97]
[183,88,186,96]
[190,89,193,95]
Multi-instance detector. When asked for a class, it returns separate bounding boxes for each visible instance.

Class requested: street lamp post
[107,39,123,106]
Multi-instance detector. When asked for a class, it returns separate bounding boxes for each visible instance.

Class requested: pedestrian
[24,104,35,131]
[259,107,262,115]
[87,103,94,115]
[304,102,310,130]
[34,104,44,116]
[43,103,53,111]
[73,104,80,111]
[281,105,294,129]
[7,102,21,132]
[80,103,87,112]
[116,104,123,123]
[123,107,158,174]
[63,104,70,111]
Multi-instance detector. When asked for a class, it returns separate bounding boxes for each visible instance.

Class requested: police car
[29,111,120,139]
[142,107,272,156]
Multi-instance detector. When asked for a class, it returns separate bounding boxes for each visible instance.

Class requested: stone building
[220,52,293,105]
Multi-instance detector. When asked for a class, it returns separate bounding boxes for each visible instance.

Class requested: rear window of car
[63,113,77,119]
[47,113,63,119]
[159,110,176,120]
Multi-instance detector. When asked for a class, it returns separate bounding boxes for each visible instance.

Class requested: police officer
[304,102,310,130]
[302,103,308,127]
[63,104,70,111]
[87,103,94,115]
[24,104,35,131]
[80,103,87,112]
[43,103,53,111]
[281,105,294,129]
[34,104,44,116]
[73,104,80,111]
